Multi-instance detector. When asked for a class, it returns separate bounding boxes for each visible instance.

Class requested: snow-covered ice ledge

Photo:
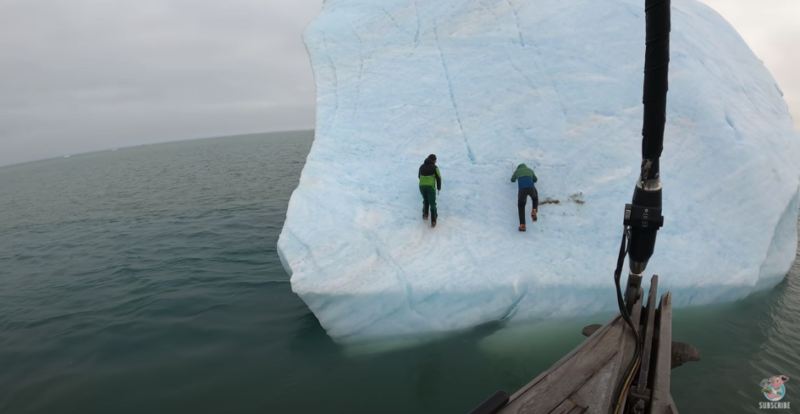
[278,0,800,342]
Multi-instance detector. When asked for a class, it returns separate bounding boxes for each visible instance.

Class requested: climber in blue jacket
[511,163,538,232]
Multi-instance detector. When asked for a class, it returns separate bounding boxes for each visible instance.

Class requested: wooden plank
[548,399,587,414]
[499,317,630,413]
[608,288,644,411]
[635,275,659,396]
[564,346,624,410]
[500,292,644,414]
[505,317,621,399]
[650,292,676,413]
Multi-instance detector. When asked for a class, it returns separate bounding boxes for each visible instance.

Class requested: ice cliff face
[278,0,800,342]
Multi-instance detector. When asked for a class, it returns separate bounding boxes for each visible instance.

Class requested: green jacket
[419,162,442,189]
[511,163,537,189]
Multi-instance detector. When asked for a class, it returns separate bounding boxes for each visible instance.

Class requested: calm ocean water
[1,131,798,413]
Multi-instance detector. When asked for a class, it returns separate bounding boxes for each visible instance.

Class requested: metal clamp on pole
[623,177,664,310]
[624,203,664,230]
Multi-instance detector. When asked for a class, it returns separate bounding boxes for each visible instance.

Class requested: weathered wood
[485,270,685,414]
[611,287,643,410]
[635,275,659,398]
[499,318,626,413]
[469,391,510,414]
[650,292,675,413]
[490,280,685,414]
[583,327,699,370]
[549,398,587,413]
[581,324,603,337]
[563,346,625,410]
[498,293,644,414]
[671,342,700,369]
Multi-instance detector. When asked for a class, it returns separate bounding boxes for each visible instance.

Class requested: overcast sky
[0,1,797,167]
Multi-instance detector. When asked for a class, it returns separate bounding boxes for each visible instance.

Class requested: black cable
[612,228,643,414]
[612,1,670,411]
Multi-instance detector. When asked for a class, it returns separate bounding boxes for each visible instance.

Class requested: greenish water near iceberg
[0,131,798,413]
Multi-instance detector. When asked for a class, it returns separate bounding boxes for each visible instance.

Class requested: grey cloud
[0,0,797,166]
[0,0,322,166]
[700,0,800,127]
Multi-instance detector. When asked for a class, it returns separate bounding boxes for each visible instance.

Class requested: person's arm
[511,169,518,182]
[418,165,422,179]
[435,167,442,190]
[532,170,538,183]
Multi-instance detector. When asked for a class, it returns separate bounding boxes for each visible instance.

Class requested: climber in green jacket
[511,163,538,232]
[418,154,442,228]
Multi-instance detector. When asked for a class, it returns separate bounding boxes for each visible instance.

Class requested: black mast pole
[610,2,671,411]
[623,0,669,306]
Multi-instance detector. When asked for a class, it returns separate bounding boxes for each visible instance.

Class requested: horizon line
[0,128,315,170]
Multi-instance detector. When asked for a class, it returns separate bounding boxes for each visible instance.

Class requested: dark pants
[518,187,538,225]
[420,186,437,221]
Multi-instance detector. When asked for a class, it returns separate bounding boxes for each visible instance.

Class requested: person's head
[426,154,437,164]
[518,163,527,169]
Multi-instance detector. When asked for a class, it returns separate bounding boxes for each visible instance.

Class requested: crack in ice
[434,24,476,164]
[505,0,526,47]
[322,35,340,128]
[412,0,421,47]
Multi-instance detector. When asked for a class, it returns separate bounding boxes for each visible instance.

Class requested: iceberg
[278,0,800,342]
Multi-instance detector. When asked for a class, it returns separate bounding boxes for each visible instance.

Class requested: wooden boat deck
[475,276,679,414]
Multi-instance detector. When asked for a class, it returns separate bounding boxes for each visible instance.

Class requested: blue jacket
[511,163,537,190]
